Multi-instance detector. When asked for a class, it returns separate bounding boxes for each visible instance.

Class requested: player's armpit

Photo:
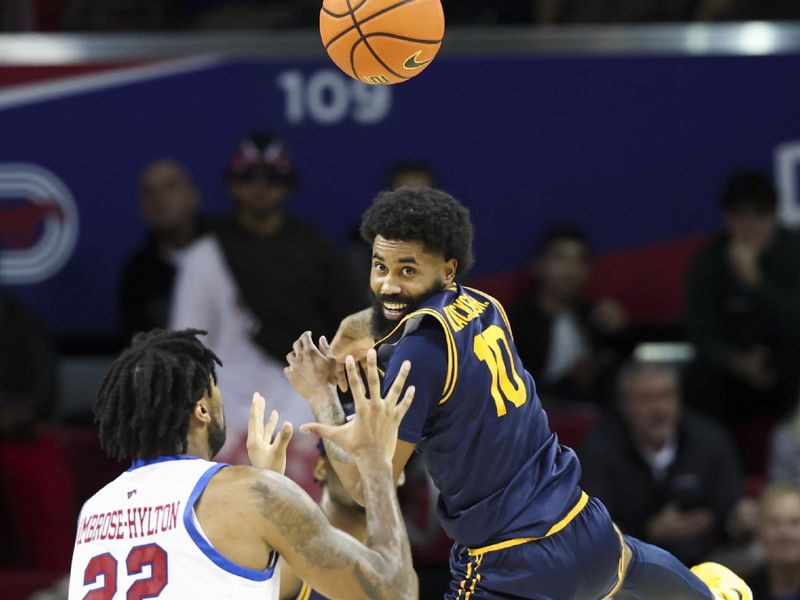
[249,470,417,600]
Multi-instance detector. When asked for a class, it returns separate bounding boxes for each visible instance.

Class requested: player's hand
[246,392,293,474]
[300,349,414,463]
[284,331,339,399]
[331,308,375,392]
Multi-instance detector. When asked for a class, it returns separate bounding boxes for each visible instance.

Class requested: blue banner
[1,51,799,335]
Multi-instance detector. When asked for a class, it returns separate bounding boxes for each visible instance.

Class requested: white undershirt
[543,311,589,383]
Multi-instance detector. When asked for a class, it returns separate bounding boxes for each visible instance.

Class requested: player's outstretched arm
[254,363,418,600]
[285,334,413,505]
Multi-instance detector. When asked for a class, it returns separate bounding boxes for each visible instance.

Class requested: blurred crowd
[2,131,800,599]
[1,0,800,31]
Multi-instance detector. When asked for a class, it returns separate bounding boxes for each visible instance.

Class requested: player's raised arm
[256,355,417,600]
[284,332,413,505]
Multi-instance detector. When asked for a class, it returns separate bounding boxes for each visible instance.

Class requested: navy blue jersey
[377,284,582,548]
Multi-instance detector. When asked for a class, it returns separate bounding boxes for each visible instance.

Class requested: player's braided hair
[94,329,221,462]
[360,187,475,277]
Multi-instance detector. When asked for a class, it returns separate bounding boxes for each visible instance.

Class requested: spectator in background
[578,360,750,566]
[746,483,800,599]
[0,287,56,439]
[510,225,628,404]
[0,285,72,571]
[170,132,356,482]
[685,171,800,427]
[768,401,800,486]
[347,160,439,302]
[118,159,202,339]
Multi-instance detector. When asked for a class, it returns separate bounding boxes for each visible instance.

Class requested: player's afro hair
[94,329,221,462]
[360,187,475,277]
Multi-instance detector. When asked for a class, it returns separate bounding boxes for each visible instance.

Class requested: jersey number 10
[473,325,527,417]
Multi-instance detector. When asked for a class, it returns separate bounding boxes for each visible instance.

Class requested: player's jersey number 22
[82,543,167,600]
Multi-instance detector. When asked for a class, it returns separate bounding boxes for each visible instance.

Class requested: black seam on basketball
[324,0,420,49]
[322,0,369,18]
[362,32,443,44]
[345,0,409,80]
[350,35,364,80]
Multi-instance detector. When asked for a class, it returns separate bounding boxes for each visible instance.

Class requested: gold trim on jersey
[466,491,589,556]
[463,286,514,340]
[601,525,627,599]
[295,582,312,600]
[373,307,458,404]
[456,553,484,600]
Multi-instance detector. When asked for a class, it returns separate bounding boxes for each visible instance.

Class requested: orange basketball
[320,0,445,85]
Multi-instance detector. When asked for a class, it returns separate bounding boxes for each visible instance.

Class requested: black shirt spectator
[578,360,746,565]
[510,225,629,404]
[0,293,56,439]
[685,171,800,425]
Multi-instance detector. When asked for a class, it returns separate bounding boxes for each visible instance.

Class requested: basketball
[320,0,445,85]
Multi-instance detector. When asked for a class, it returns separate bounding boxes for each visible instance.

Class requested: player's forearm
[309,388,368,505]
[355,453,416,599]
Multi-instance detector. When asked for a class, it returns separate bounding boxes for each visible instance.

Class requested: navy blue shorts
[446,495,624,600]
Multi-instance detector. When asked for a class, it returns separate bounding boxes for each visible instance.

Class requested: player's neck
[185,437,212,461]
[320,493,367,543]
[768,561,800,595]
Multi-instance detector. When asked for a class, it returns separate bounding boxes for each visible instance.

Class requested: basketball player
[279,442,374,600]
[67,329,417,600]
[287,187,753,600]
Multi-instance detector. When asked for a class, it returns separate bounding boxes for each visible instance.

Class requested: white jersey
[68,456,279,600]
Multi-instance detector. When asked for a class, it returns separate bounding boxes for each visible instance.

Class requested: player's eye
[373,262,387,272]
[402,267,416,276]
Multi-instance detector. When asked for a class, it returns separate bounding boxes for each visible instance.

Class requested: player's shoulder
[206,466,318,514]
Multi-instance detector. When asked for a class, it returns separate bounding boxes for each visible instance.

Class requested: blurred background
[2,1,800,599]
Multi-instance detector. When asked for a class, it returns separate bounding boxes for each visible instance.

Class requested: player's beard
[207,412,227,459]
[370,281,447,339]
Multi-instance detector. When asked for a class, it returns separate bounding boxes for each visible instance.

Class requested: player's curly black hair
[94,329,221,462]
[360,187,475,277]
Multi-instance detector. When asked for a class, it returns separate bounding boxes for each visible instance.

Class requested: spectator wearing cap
[169,132,357,485]
[685,170,800,428]
[118,159,203,340]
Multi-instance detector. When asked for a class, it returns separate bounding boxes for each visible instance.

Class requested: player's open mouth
[382,301,408,320]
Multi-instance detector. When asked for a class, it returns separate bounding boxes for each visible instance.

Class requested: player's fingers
[299,422,342,446]
[300,330,314,352]
[275,421,293,450]
[336,362,349,393]
[395,385,415,422]
[285,351,296,367]
[292,337,303,359]
[247,392,263,441]
[319,335,334,358]
[345,355,367,411]
[386,360,412,404]
[365,349,381,402]
[264,408,278,443]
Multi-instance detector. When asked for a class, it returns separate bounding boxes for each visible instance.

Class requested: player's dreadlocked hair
[360,187,475,277]
[94,329,222,462]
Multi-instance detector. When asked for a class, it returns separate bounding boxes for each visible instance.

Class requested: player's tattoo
[251,465,415,600]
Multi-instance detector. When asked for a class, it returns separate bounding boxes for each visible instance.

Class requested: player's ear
[193,399,212,424]
[313,457,328,483]
[443,258,457,285]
